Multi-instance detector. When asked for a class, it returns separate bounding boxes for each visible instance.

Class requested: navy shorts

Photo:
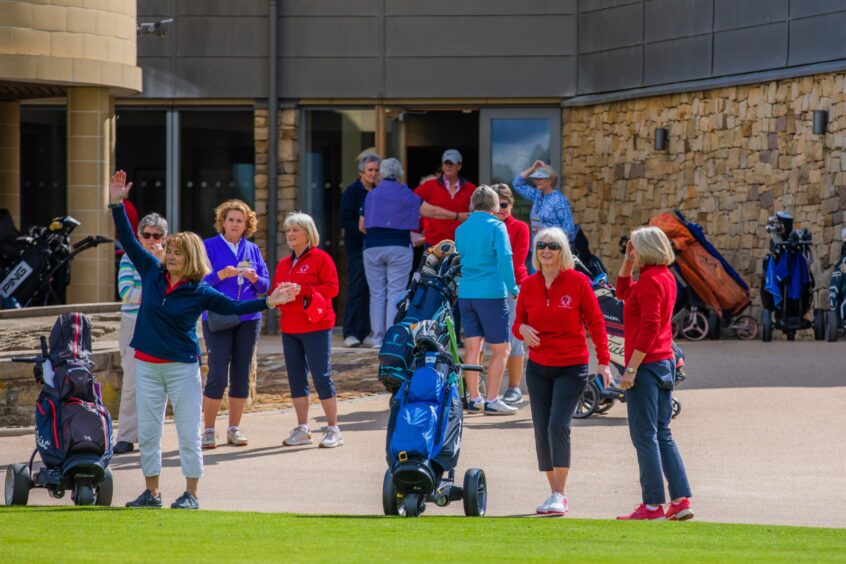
[458,298,510,344]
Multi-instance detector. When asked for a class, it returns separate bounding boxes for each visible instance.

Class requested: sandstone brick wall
[565,71,846,312]
[254,108,299,264]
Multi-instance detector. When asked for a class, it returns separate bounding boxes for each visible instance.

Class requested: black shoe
[125,489,162,508]
[171,491,199,510]
[113,441,134,454]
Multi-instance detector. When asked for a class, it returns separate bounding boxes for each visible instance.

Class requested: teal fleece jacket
[455,211,518,299]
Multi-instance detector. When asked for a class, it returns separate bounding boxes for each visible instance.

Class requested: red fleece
[616,264,677,366]
[272,248,339,334]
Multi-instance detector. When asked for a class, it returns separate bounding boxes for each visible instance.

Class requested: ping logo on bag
[1,261,33,298]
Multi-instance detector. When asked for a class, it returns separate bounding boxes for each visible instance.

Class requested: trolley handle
[461,364,486,373]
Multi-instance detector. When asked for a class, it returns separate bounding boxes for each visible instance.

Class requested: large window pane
[115,109,167,221]
[180,110,255,238]
[491,118,551,223]
[20,107,66,229]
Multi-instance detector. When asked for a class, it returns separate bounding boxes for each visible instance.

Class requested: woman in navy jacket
[109,170,289,511]
[200,199,269,450]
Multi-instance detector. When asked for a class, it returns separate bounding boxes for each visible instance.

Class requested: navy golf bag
[6,312,114,507]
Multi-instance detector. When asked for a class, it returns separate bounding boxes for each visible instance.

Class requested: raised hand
[109,170,133,204]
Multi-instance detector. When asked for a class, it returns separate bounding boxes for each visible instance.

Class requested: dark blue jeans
[343,253,371,341]
[282,330,335,400]
[625,359,692,505]
[202,318,262,399]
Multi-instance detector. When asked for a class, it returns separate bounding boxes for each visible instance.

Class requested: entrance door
[395,110,479,187]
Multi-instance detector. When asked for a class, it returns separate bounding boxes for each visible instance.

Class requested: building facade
[10,0,846,312]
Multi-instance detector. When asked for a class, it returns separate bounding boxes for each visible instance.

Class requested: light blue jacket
[455,212,518,299]
[513,175,577,242]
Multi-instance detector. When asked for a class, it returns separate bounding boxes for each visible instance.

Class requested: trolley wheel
[95,468,113,507]
[671,398,682,419]
[463,468,487,517]
[594,399,614,414]
[813,309,826,341]
[707,311,721,340]
[680,311,709,341]
[574,381,600,419]
[732,315,759,340]
[382,469,399,516]
[4,464,31,506]
[73,480,95,506]
[827,310,840,342]
[761,309,773,342]
[402,493,425,518]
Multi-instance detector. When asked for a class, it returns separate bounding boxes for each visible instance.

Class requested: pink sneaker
[665,498,694,521]
[616,503,666,520]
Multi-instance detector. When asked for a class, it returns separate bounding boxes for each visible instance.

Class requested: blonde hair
[166,232,212,282]
[532,227,574,272]
[283,212,320,248]
[491,183,513,204]
[630,226,675,266]
[214,199,258,238]
[470,185,499,213]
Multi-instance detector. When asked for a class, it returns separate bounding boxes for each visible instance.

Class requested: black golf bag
[825,239,846,341]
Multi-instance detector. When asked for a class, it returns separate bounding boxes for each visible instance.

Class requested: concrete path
[2,340,845,527]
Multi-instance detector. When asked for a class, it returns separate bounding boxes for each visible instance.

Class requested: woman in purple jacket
[201,200,270,449]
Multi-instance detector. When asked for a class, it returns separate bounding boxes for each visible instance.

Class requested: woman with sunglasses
[492,184,530,405]
[115,212,168,455]
[513,227,611,515]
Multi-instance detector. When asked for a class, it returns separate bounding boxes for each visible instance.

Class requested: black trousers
[526,360,588,471]
[343,253,371,340]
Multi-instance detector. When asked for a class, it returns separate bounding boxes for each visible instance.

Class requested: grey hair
[138,212,168,236]
[379,158,404,181]
[470,185,499,213]
[357,151,382,173]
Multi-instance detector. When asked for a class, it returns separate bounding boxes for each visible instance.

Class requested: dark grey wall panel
[645,0,713,43]
[137,57,175,98]
[137,0,174,16]
[579,4,643,53]
[580,0,641,12]
[177,0,267,17]
[789,10,846,65]
[714,0,788,31]
[384,57,576,98]
[386,0,576,16]
[280,0,381,16]
[644,35,712,85]
[386,16,575,57]
[714,23,788,76]
[176,17,267,57]
[790,0,846,18]
[280,17,380,57]
[279,58,382,99]
[175,59,267,98]
[579,47,643,93]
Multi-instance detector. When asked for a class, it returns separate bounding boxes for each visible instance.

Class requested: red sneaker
[665,498,694,521]
[616,504,666,520]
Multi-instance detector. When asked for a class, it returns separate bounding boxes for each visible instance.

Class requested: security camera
[137,18,174,36]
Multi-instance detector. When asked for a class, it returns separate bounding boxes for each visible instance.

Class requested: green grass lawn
[1,508,844,562]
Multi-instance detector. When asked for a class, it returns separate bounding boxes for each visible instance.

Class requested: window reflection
[116,109,167,221]
[491,118,551,221]
[20,107,66,229]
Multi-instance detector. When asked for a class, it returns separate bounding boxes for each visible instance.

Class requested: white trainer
[283,425,313,446]
[319,428,344,448]
[537,492,568,515]
[343,336,361,348]
[484,398,518,415]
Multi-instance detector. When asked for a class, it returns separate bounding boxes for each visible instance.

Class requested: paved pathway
[2,341,845,527]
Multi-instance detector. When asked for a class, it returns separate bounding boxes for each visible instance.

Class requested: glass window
[115,109,167,222]
[20,107,66,229]
[180,110,255,238]
[490,118,551,185]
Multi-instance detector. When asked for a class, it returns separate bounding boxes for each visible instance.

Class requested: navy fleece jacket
[113,204,269,363]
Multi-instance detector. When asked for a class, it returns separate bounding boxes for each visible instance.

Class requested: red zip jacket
[504,215,530,286]
[512,269,610,367]
[272,247,339,334]
[616,264,677,366]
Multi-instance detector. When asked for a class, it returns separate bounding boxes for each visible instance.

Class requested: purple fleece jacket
[202,234,270,322]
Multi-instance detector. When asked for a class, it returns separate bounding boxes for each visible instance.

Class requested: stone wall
[564,71,846,310]
[253,108,299,263]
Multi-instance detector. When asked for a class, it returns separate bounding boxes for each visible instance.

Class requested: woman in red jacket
[493,184,530,404]
[272,212,342,449]
[616,226,693,521]
[513,227,612,516]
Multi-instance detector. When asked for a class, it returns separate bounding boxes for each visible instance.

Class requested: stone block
[67,6,95,33]
[31,3,67,32]
[0,2,32,28]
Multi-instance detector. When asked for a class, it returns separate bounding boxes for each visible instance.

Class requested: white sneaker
[537,492,568,515]
[363,336,375,347]
[319,427,344,448]
[343,336,361,348]
[283,425,313,446]
[484,398,518,416]
[201,428,217,450]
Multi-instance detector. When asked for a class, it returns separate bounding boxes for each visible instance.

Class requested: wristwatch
[625,367,636,374]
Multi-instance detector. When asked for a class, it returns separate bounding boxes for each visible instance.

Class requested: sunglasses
[536,241,561,251]
[141,232,164,240]
[499,202,511,209]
